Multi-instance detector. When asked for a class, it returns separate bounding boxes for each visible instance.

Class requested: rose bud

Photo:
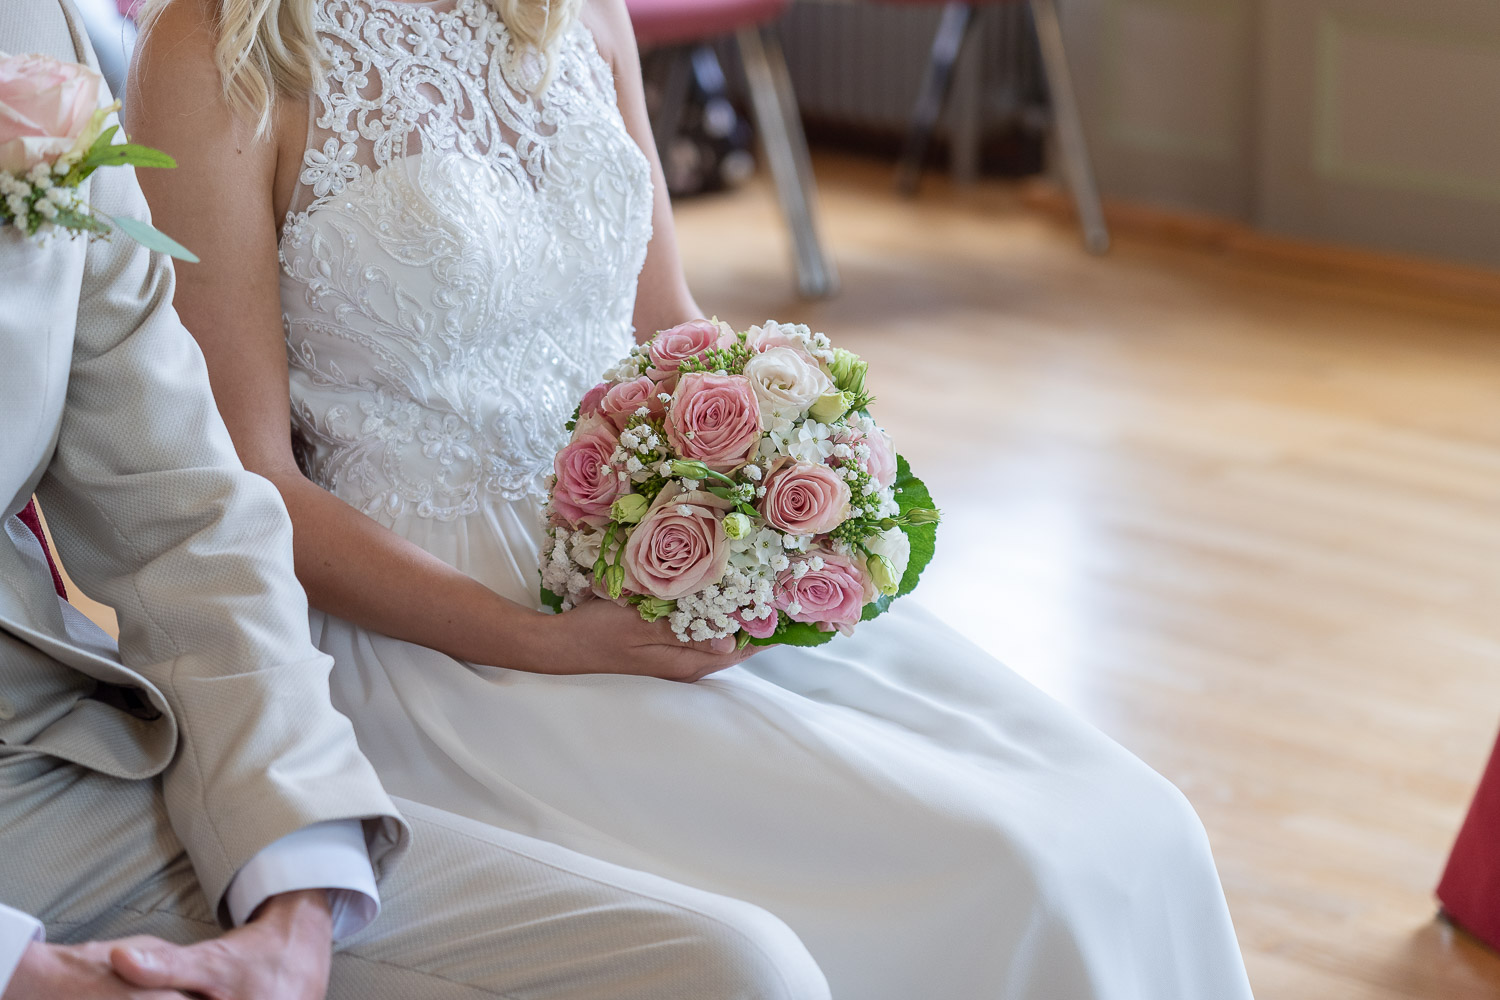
[723,512,753,539]
[611,493,650,524]
[809,390,854,424]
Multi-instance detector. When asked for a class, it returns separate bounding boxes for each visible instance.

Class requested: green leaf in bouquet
[104,214,200,262]
[748,619,837,648]
[539,585,564,614]
[891,453,938,599]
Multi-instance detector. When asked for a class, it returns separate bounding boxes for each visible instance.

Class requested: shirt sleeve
[0,902,44,997]
[222,820,380,942]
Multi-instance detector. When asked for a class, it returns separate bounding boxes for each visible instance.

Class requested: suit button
[0,697,14,720]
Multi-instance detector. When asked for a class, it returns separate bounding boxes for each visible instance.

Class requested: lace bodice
[279,0,652,522]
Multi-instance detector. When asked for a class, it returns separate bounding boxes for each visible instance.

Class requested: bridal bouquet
[541,319,940,647]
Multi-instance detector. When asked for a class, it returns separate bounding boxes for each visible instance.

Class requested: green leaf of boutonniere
[52,205,109,234]
[83,142,177,173]
[104,214,199,263]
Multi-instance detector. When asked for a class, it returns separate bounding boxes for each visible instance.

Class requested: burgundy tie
[16,499,68,600]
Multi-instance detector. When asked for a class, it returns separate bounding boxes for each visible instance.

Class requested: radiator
[775,1,1047,135]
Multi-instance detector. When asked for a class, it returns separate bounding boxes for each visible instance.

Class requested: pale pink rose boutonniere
[542,318,941,649]
[0,52,196,260]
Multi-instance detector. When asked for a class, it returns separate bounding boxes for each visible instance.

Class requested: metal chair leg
[896,3,974,195]
[1030,0,1110,254]
[949,6,991,186]
[737,25,839,299]
[648,47,693,175]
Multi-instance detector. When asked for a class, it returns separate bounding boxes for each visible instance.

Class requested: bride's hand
[532,598,764,682]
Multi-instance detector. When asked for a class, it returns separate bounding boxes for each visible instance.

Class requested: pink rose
[648,319,721,379]
[837,416,898,489]
[578,382,609,419]
[862,425,898,489]
[551,415,625,527]
[664,372,761,472]
[774,551,876,636]
[601,375,664,430]
[621,486,733,600]
[0,54,102,174]
[735,608,778,639]
[744,324,819,368]
[759,457,851,535]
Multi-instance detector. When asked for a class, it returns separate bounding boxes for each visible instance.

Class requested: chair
[628,0,839,298]
[1438,728,1500,951]
[886,0,1109,254]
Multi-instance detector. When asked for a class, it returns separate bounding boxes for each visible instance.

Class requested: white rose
[569,528,604,569]
[743,346,833,421]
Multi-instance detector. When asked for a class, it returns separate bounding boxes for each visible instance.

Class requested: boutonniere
[0,52,197,261]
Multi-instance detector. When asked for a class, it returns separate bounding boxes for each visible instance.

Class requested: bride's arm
[125,0,749,680]
[584,0,705,341]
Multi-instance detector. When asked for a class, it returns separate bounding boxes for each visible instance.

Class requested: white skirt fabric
[315,496,1255,999]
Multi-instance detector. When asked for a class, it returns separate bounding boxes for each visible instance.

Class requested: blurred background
[78,0,1500,996]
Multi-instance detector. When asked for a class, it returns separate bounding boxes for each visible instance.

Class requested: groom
[0,2,826,998]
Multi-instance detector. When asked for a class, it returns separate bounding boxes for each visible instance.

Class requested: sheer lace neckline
[284,0,590,226]
[276,0,654,522]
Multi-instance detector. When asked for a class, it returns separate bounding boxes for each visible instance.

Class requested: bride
[127,0,1255,995]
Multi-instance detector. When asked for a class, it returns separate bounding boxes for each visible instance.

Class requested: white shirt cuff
[223,820,380,942]
[0,902,44,997]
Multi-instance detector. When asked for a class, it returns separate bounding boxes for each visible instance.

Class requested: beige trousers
[0,753,828,999]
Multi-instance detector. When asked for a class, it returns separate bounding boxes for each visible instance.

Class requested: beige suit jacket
[0,0,408,921]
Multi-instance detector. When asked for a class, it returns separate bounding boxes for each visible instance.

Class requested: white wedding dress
[277,1,1256,996]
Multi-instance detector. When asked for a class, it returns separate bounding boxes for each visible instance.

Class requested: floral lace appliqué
[278,0,653,522]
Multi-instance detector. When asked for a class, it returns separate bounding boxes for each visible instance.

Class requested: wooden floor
[673,155,1500,999]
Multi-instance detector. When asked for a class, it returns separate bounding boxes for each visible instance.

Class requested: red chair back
[627,0,789,48]
[1439,732,1500,950]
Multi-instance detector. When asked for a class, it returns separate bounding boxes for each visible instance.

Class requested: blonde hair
[137,0,581,137]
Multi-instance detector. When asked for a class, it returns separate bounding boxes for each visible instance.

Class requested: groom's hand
[5,937,190,998]
[109,890,334,1000]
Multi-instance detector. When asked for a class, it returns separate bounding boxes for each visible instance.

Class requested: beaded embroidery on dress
[279,0,652,523]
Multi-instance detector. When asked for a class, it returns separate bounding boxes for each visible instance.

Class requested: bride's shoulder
[127,0,260,182]
[126,0,249,142]
[127,0,303,167]
[577,0,640,72]
[126,0,227,130]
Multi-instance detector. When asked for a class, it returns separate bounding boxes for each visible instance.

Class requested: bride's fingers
[677,635,742,658]
[688,642,766,677]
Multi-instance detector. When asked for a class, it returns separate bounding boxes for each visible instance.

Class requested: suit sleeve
[33,97,408,922]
